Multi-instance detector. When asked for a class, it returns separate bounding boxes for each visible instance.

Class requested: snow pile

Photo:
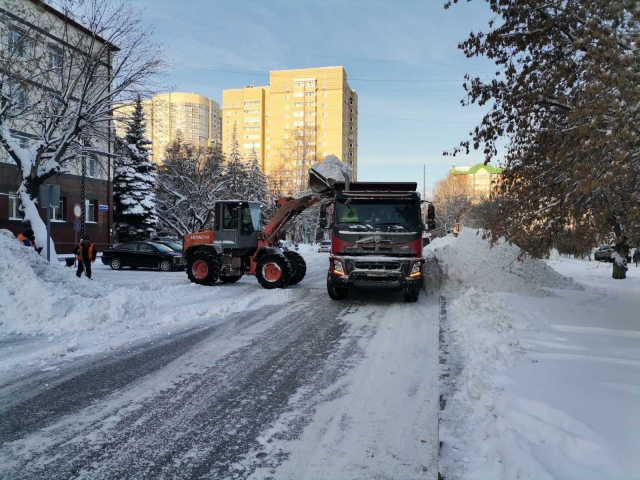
[309,155,352,192]
[440,290,540,479]
[424,229,577,295]
[438,232,638,479]
[0,229,142,336]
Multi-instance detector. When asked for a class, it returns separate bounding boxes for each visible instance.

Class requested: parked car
[594,245,632,263]
[595,246,614,262]
[156,241,183,253]
[317,240,331,253]
[102,241,186,271]
[279,240,295,252]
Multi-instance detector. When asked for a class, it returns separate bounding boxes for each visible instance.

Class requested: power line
[360,114,476,124]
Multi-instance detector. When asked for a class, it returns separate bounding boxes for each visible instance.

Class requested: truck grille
[353,261,400,271]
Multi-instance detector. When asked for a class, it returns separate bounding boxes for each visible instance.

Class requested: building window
[307,111,315,117]
[322,142,327,147]
[52,198,65,221]
[294,102,304,107]
[322,112,326,117]
[48,45,63,73]
[293,111,303,117]
[349,143,354,148]
[293,92,303,98]
[8,28,27,58]
[349,152,354,157]
[322,122,327,127]
[87,158,98,178]
[284,114,289,119]
[285,104,290,110]
[322,83,327,89]
[285,94,290,100]
[285,85,289,92]
[323,132,327,137]
[349,126,353,131]
[86,199,97,223]
[305,91,316,97]
[8,193,20,219]
[323,93,327,98]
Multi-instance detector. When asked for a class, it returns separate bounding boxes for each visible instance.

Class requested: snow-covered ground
[1,231,440,479]
[0,230,290,377]
[432,230,640,480]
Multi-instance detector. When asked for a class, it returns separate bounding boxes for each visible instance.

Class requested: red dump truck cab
[324,182,432,303]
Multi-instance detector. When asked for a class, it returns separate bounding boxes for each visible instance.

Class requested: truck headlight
[332,259,345,276]
[409,261,422,278]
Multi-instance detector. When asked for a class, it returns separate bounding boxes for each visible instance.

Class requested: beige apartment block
[450,163,504,204]
[222,66,358,190]
[116,92,221,162]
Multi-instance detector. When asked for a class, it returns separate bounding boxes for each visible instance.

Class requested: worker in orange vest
[16,228,35,247]
[74,235,97,279]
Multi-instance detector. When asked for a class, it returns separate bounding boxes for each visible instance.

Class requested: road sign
[39,185,60,208]
[73,219,81,232]
[98,204,109,211]
[74,203,82,218]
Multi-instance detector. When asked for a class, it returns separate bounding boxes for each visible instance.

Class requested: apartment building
[450,163,504,204]
[116,92,221,162]
[222,66,358,190]
[0,0,114,253]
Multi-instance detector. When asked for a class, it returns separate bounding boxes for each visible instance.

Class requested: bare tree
[0,0,165,257]
[155,133,226,237]
[432,174,471,236]
[279,126,320,197]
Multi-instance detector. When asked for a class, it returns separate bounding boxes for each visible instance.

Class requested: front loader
[182,193,322,289]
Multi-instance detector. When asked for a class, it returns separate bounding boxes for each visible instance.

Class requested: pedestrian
[16,227,35,247]
[633,248,640,268]
[74,235,97,279]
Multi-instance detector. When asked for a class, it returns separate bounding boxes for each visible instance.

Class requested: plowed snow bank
[424,229,577,295]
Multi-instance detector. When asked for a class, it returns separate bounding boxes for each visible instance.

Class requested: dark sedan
[102,241,186,271]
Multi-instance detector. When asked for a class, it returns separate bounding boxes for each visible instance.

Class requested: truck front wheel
[327,277,349,300]
[187,249,221,285]
[403,285,420,303]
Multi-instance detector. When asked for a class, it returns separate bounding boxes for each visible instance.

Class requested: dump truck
[320,181,436,302]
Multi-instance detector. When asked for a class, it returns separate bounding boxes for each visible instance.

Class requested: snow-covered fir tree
[224,125,248,199]
[114,96,158,242]
[245,148,268,204]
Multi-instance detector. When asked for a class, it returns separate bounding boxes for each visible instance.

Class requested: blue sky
[134,0,497,195]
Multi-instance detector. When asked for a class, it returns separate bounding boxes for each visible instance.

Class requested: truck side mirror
[319,203,331,229]
[427,204,436,231]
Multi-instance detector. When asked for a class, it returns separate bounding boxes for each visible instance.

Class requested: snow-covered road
[0,250,439,479]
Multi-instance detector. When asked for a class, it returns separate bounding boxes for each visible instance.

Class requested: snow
[424,230,577,296]
[310,154,353,188]
[0,229,289,374]
[436,230,640,480]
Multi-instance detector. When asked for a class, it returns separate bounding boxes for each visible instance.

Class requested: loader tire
[284,251,307,285]
[256,254,290,289]
[219,275,242,283]
[187,249,220,285]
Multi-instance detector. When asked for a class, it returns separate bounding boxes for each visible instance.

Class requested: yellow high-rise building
[116,92,221,163]
[222,66,358,190]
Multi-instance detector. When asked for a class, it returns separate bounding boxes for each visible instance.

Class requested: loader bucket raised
[308,155,354,195]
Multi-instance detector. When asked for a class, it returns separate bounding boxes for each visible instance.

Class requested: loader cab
[213,201,262,256]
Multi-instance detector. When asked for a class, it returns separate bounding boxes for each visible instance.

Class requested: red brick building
[0,162,113,255]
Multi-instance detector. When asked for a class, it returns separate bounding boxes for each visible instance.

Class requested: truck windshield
[335,200,420,230]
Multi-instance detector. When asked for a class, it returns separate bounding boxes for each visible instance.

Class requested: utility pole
[423,164,427,224]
